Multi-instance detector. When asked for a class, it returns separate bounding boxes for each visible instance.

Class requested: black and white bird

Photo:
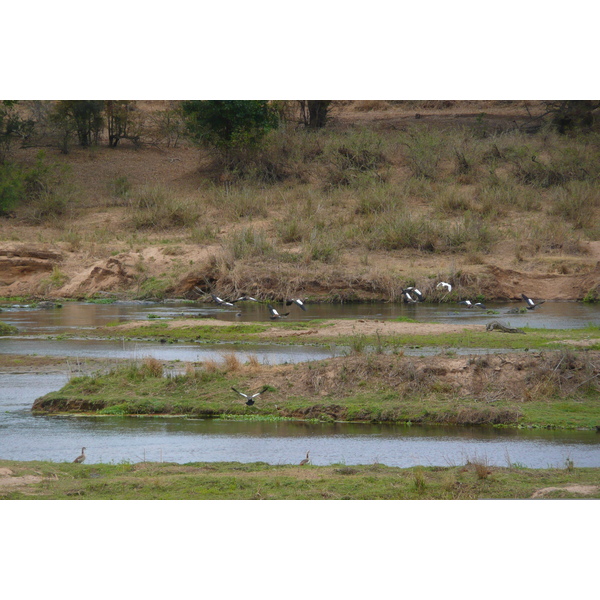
[299,451,310,466]
[436,282,452,292]
[211,294,234,307]
[401,289,418,303]
[459,300,486,309]
[267,304,289,319]
[73,447,86,464]
[231,386,269,406]
[285,298,307,311]
[404,287,424,301]
[235,295,259,302]
[521,294,545,310]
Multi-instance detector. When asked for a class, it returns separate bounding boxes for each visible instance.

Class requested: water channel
[1,300,599,468]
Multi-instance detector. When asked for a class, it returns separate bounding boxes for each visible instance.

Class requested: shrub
[128,185,201,229]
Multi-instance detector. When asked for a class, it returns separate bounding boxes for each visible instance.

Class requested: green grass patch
[2,459,599,500]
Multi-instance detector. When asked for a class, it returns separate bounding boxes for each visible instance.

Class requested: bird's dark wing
[294,299,307,311]
[231,387,248,399]
[521,294,533,305]
[267,303,277,315]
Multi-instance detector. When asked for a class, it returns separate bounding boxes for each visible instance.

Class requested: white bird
[285,298,307,311]
[231,386,269,406]
[299,451,310,466]
[267,304,289,319]
[436,282,452,292]
[73,447,86,463]
[521,293,545,310]
[459,300,486,309]
[235,295,259,302]
[211,294,234,307]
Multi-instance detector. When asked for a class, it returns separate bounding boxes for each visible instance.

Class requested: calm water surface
[1,371,599,468]
[1,301,599,468]
[1,299,599,333]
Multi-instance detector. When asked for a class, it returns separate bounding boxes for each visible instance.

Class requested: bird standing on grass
[299,451,310,466]
[73,447,86,463]
[521,293,545,310]
[231,386,269,406]
[267,304,289,320]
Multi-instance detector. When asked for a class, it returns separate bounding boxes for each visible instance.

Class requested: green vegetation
[32,349,600,429]
[1,459,599,500]
[0,321,18,335]
[88,319,600,351]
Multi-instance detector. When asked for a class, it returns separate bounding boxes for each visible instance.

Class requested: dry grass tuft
[221,352,242,372]
[141,357,163,378]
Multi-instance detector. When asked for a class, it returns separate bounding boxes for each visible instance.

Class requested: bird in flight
[231,386,269,406]
[401,289,418,303]
[285,298,307,311]
[235,295,259,302]
[436,282,452,292]
[211,294,235,307]
[521,294,545,310]
[403,287,424,301]
[73,447,86,463]
[267,304,289,319]
[459,300,486,309]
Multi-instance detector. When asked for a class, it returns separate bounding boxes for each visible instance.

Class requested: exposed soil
[2,100,599,302]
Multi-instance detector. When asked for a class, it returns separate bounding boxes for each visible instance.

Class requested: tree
[181,101,278,158]
[0,101,34,163]
[105,100,143,148]
[544,101,600,134]
[298,100,331,128]
[51,101,104,151]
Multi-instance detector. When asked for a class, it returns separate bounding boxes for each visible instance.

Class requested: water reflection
[1,299,599,334]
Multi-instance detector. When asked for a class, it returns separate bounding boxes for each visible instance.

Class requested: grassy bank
[55,319,600,351]
[32,350,600,429]
[1,459,599,500]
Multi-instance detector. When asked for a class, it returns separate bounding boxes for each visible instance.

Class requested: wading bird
[267,304,289,319]
[73,447,86,464]
[299,451,310,466]
[459,300,486,309]
[231,386,269,406]
[521,294,545,310]
[285,298,307,311]
[436,282,452,292]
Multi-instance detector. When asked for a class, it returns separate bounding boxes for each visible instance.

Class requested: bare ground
[2,101,600,302]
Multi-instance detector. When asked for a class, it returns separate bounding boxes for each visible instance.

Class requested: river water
[1,301,599,467]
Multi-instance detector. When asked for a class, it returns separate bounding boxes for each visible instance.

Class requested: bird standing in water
[73,447,86,463]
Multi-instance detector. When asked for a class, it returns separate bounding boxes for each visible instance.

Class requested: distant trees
[544,101,600,134]
[105,100,143,147]
[0,101,34,163]
[50,101,104,151]
[298,101,331,128]
[181,100,278,158]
